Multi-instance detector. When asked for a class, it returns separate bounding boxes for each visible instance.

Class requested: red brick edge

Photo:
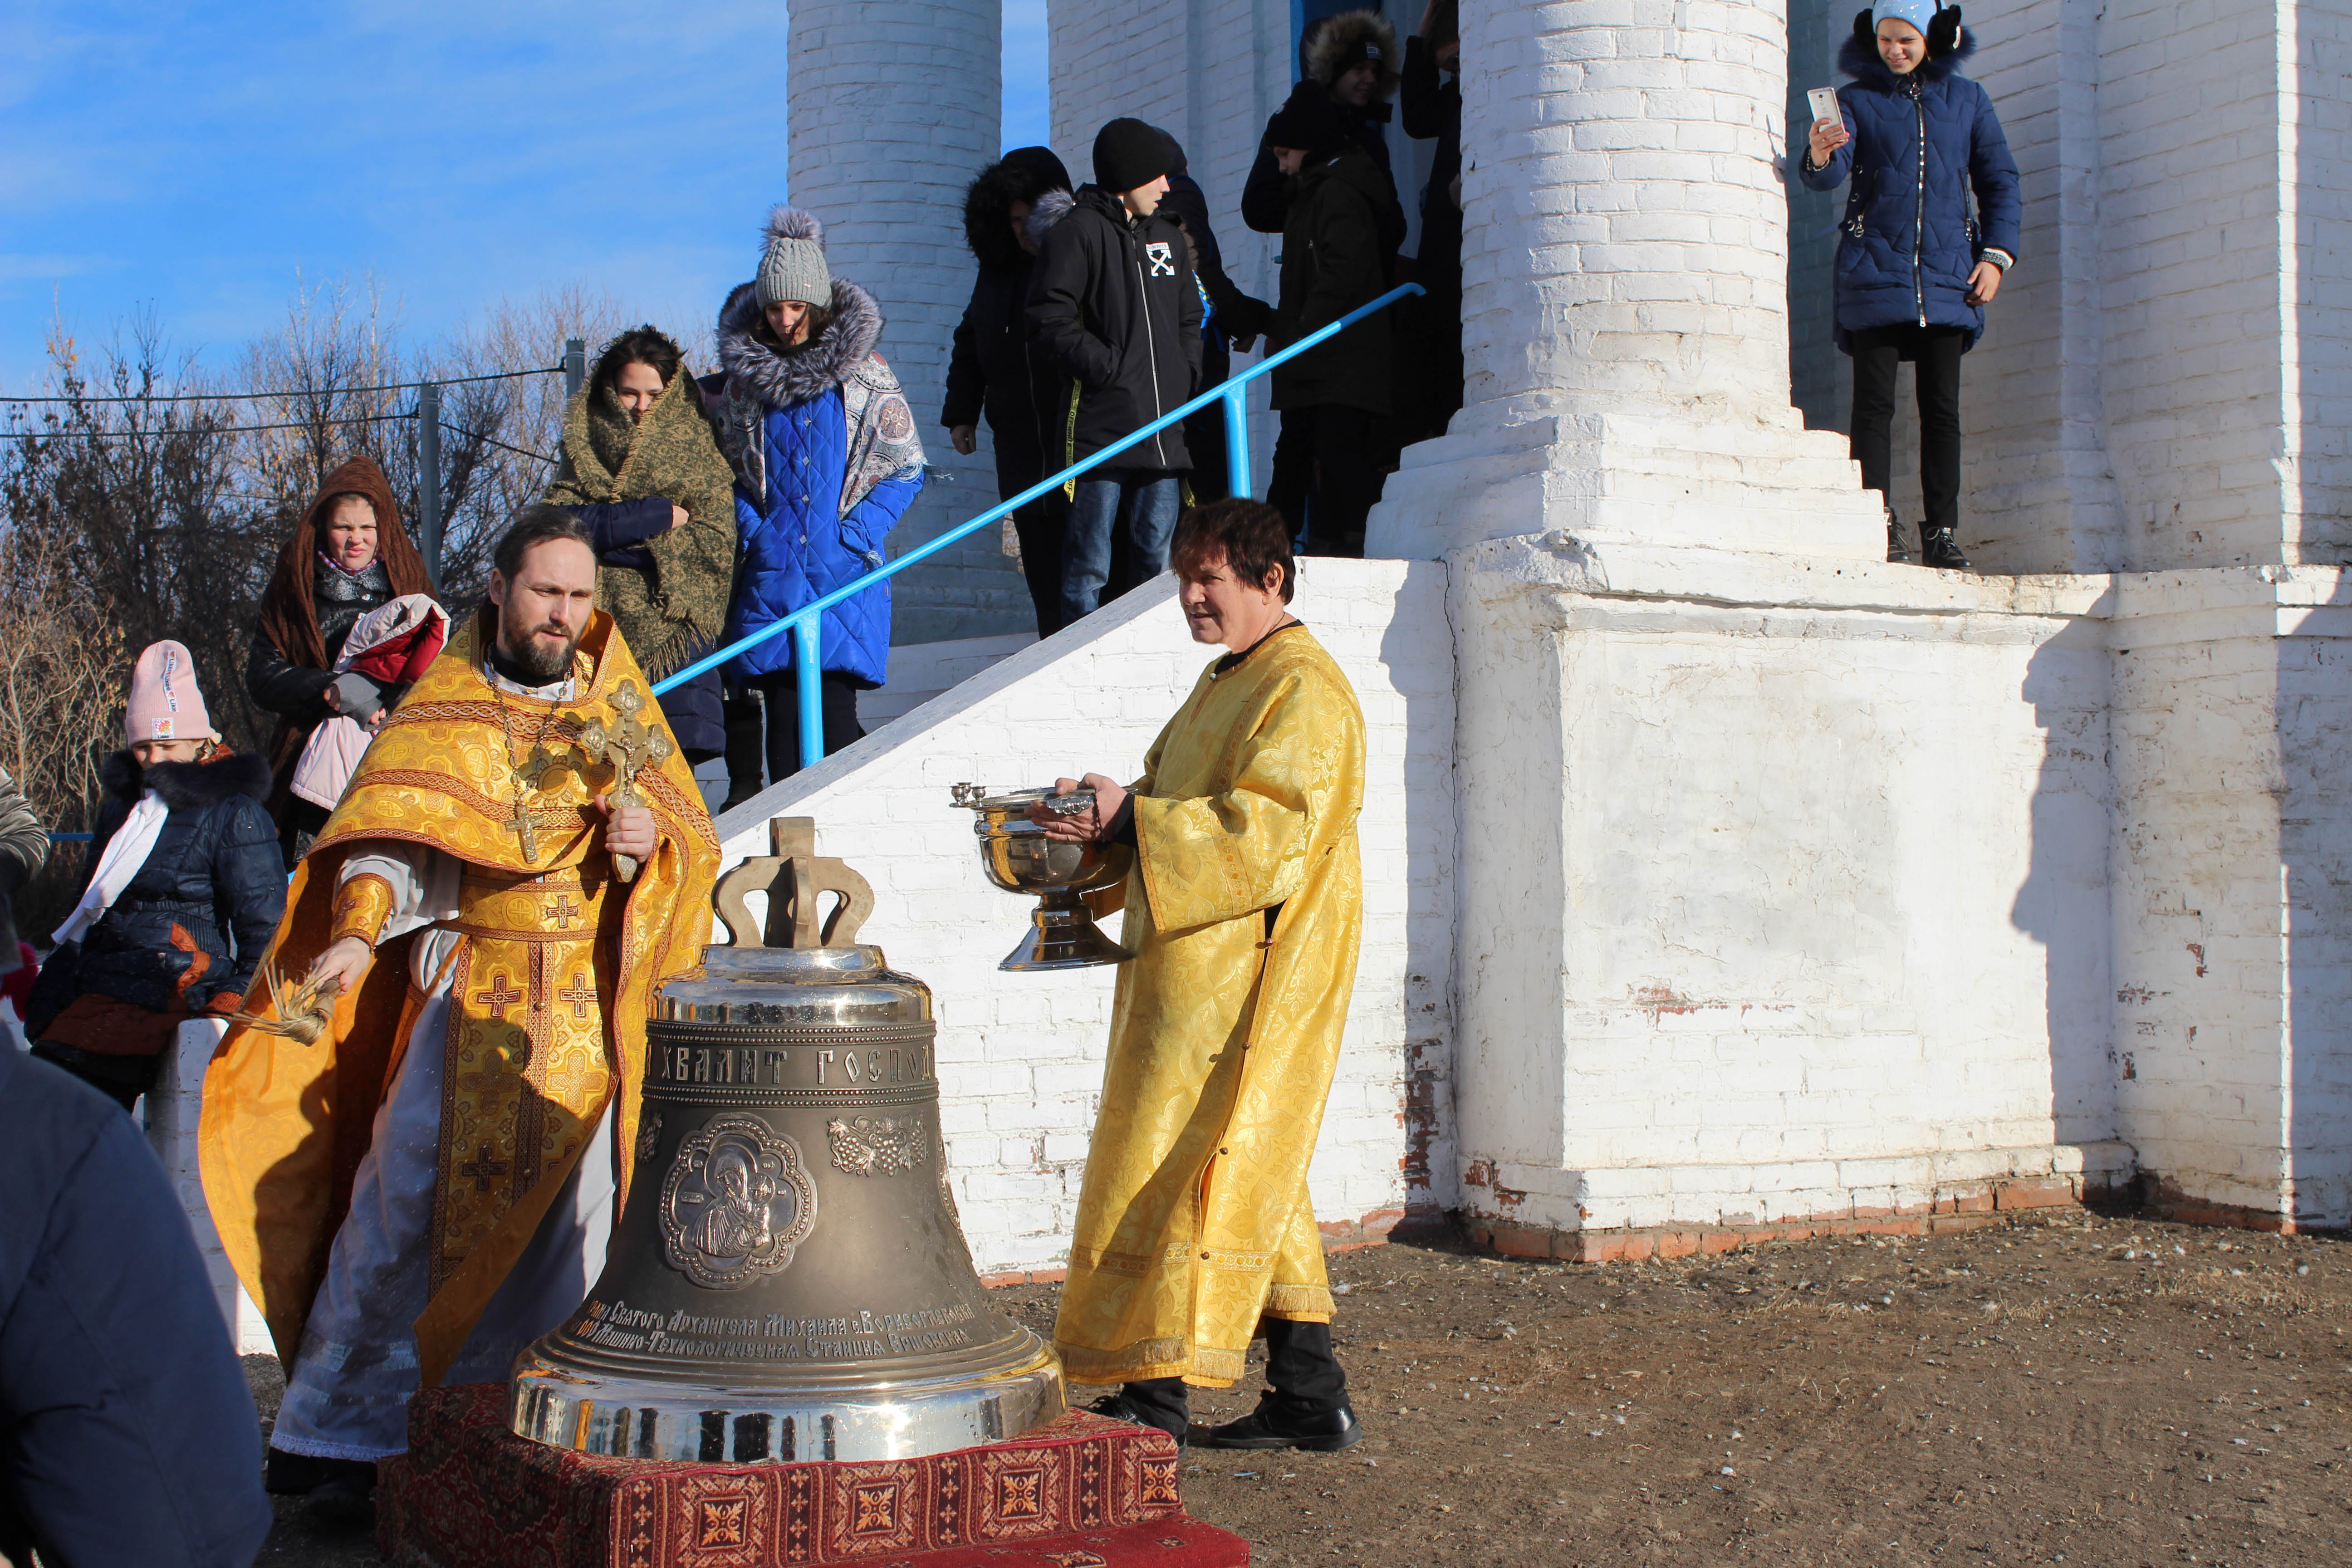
[2137,1176,2326,1235]
[1467,1171,2122,1264]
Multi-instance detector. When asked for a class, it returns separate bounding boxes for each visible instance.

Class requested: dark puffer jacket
[44,750,284,1021]
[1273,146,1408,416]
[941,149,1071,502]
[1242,11,1404,236]
[1798,29,2021,351]
[245,556,393,721]
[0,1047,274,1568]
[1026,187,1203,477]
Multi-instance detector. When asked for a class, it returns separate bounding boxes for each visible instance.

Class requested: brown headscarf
[255,456,430,672]
[255,456,433,817]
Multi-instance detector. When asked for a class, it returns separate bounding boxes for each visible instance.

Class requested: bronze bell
[510,819,1065,1461]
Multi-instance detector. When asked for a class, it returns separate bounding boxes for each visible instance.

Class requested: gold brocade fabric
[330,873,396,946]
[1052,624,1365,1388]
[200,610,718,1386]
[429,863,617,1293]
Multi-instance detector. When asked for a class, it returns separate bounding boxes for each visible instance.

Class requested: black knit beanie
[1093,117,1174,194]
[1265,81,1351,155]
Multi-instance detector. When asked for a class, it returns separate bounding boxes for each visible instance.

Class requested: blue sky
[0,1,1052,388]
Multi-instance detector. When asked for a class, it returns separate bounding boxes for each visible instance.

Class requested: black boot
[1190,1396,1365,1453]
[264,1446,377,1528]
[1190,1318,1363,1452]
[1920,523,1971,570]
[305,1462,377,1529]
[1884,508,1916,564]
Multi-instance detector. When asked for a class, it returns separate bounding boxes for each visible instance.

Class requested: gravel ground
[249,1210,2350,1567]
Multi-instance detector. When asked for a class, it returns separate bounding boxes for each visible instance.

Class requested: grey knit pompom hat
[755,205,831,308]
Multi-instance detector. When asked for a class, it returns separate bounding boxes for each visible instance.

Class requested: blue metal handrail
[652,282,1425,771]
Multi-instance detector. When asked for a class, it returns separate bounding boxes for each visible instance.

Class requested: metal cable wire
[0,364,562,407]
[0,409,414,441]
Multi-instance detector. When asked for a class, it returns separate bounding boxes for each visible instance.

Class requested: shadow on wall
[1377,559,1459,1231]
[1786,0,1850,436]
[2008,618,2116,1157]
[2283,573,2352,1225]
[2295,19,2351,568]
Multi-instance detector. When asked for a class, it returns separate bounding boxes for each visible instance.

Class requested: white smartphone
[1807,86,1840,128]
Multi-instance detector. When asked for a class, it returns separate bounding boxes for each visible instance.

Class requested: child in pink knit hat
[124,639,218,755]
[24,639,284,1109]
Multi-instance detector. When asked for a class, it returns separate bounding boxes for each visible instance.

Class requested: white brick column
[1368,0,1883,560]
[787,0,1028,645]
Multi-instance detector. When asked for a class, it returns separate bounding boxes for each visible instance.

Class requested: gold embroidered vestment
[1053,624,1365,1388]
[201,611,718,1386]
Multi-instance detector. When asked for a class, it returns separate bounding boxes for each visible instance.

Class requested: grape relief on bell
[658,1112,820,1289]
[828,1115,928,1176]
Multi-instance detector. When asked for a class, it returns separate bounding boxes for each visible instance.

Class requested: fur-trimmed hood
[1838,19,1976,88]
[100,747,272,810]
[1026,186,1078,252]
[1305,9,1401,99]
[716,277,883,412]
[963,147,1072,272]
[709,270,923,524]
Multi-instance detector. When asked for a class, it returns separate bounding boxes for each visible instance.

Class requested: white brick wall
[1864,0,2352,573]
[786,0,1034,646]
[1367,0,1887,562]
[2107,566,2352,1225]
[1448,539,2124,1231]
[712,561,1458,1274]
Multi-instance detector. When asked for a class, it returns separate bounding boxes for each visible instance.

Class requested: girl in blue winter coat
[1801,2,2020,569]
[709,206,926,786]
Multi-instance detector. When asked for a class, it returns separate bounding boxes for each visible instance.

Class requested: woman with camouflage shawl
[545,325,738,760]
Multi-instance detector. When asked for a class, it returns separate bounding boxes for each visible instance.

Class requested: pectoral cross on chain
[571,681,673,885]
[501,744,566,861]
[504,794,540,861]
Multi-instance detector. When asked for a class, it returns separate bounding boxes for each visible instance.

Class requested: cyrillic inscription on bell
[509,817,1065,1462]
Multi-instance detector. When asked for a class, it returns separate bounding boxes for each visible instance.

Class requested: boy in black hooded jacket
[1027,118,1203,626]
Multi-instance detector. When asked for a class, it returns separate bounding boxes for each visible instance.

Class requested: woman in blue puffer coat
[1800,3,2019,569]
[709,206,925,786]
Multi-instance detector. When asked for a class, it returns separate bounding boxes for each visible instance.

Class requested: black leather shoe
[1920,524,1971,570]
[1885,509,1916,564]
[1088,1391,1187,1446]
[265,1448,373,1497]
[301,1463,377,1529]
[1190,1398,1365,1453]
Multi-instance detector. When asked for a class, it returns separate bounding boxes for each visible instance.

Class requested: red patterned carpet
[377,1384,1247,1568]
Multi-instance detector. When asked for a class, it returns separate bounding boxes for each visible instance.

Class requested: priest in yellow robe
[1031,497,1366,1453]
[201,507,718,1519]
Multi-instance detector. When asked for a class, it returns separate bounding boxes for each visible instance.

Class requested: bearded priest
[203,506,720,1524]
[1029,497,1367,1454]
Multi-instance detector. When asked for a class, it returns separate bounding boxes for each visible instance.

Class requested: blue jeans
[1061,473,1181,625]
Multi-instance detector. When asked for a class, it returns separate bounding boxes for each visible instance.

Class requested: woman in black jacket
[944,147,1073,637]
[27,641,286,1110]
